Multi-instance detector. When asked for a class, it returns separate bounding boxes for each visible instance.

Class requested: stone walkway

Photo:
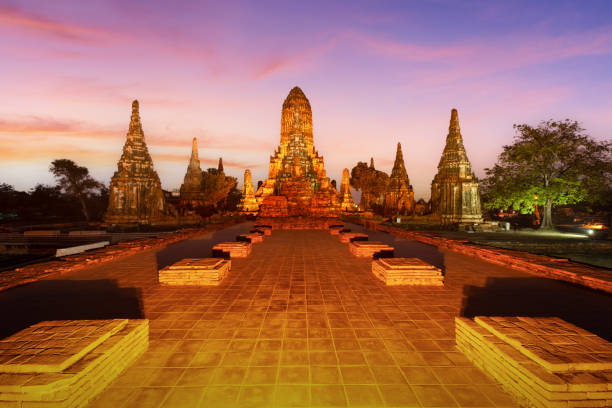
[2,223,611,407]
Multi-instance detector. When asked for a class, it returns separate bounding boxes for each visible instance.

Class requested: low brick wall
[348,218,612,294]
[0,220,245,293]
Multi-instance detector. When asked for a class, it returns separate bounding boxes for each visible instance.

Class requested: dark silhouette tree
[482,120,611,230]
[49,159,104,221]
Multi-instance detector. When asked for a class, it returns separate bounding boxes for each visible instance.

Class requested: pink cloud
[0,5,114,42]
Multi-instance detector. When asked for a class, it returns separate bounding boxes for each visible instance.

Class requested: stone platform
[456,316,612,408]
[349,240,394,258]
[212,242,252,258]
[237,232,264,244]
[159,258,231,286]
[0,319,148,408]
[372,258,444,286]
[255,217,342,230]
[329,225,344,235]
[338,232,368,244]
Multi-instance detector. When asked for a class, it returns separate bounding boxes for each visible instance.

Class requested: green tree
[482,120,612,230]
[350,159,389,211]
[49,159,104,221]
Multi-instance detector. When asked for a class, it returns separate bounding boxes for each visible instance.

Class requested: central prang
[255,86,340,217]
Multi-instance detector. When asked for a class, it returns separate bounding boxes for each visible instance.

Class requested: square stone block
[349,241,394,258]
[159,258,231,286]
[329,225,344,235]
[237,233,264,244]
[253,225,272,235]
[339,232,368,243]
[0,319,148,408]
[455,316,612,408]
[372,258,444,286]
[212,241,252,258]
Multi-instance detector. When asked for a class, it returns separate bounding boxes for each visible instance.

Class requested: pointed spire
[369,157,375,169]
[128,99,143,136]
[218,157,224,172]
[395,142,403,162]
[391,142,408,181]
[449,108,461,136]
[191,137,199,161]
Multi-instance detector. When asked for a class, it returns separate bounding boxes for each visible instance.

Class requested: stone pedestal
[212,242,252,258]
[159,258,231,286]
[0,319,148,408]
[329,225,344,235]
[253,225,273,235]
[338,232,368,243]
[348,241,394,258]
[237,233,264,243]
[372,258,444,285]
[456,316,612,408]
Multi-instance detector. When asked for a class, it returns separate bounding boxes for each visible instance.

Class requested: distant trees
[50,159,105,221]
[481,120,612,229]
[350,159,389,211]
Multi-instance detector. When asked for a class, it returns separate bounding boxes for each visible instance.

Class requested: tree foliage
[49,159,104,221]
[200,168,238,209]
[350,160,389,211]
[481,119,612,229]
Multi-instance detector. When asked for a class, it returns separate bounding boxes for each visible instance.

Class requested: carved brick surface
[372,258,444,286]
[239,169,259,214]
[0,319,148,408]
[348,241,394,258]
[456,316,612,408]
[158,258,231,286]
[212,241,252,258]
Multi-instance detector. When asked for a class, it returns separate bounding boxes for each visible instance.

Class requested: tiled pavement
[2,223,612,407]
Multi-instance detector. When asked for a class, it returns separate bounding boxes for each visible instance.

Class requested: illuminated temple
[430,109,483,224]
[255,87,340,218]
[104,101,178,226]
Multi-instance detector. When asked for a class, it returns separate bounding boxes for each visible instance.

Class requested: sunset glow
[1,0,611,199]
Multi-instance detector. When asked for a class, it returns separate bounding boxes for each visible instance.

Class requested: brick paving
[1,222,611,407]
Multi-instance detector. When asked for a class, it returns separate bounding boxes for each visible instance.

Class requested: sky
[1,0,611,200]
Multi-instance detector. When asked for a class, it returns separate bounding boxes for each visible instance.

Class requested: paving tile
[17,227,533,407]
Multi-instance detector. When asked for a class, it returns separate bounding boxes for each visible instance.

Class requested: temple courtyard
[1,222,611,408]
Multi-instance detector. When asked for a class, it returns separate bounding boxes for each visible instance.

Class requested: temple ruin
[256,87,340,218]
[384,142,415,216]
[104,100,178,226]
[430,109,483,224]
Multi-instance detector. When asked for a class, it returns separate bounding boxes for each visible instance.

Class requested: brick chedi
[339,168,356,212]
[430,109,483,224]
[256,86,340,217]
[384,142,415,216]
[105,100,177,225]
[239,169,259,214]
[179,137,203,202]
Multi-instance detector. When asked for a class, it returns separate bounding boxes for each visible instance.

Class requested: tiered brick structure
[179,137,203,202]
[212,241,252,258]
[456,316,612,408]
[239,169,259,214]
[339,168,356,212]
[430,109,483,224]
[349,241,394,258]
[105,101,177,225]
[256,87,340,218]
[372,258,444,286]
[0,319,148,407]
[384,142,414,216]
[159,258,231,286]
